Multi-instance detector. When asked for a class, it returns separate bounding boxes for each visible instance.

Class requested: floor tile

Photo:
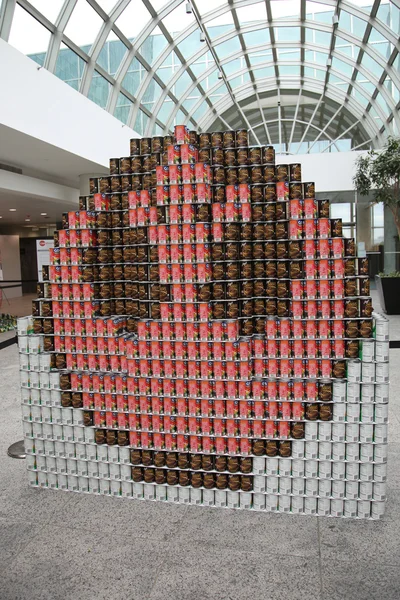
[321,559,400,600]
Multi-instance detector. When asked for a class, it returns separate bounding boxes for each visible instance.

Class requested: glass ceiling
[1,0,399,153]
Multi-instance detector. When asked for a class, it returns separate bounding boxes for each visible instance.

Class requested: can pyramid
[21,125,389,517]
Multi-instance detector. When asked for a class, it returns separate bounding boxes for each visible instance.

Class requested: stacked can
[19,124,388,517]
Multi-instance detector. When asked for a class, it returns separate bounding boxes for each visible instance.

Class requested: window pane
[373,203,384,227]
[330,203,351,221]
[373,227,384,245]
[55,43,86,89]
[27,0,64,23]
[88,71,111,108]
[114,93,132,124]
[8,4,51,58]
[64,0,103,50]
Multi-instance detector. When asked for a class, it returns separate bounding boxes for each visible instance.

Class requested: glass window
[114,1,151,40]
[274,27,300,42]
[27,0,64,23]
[114,92,132,124]
[331,203,351,222]
[8,4,51,58]
[88,71,111,108]
[55,43,86,89]
[64,0,103,50]
[243,29,270,48]
[161,3,197,37]
[270,0,300,19]
[95,1,117,13]
[236,3,267,24]
[279,65,300,76]
[215,37,242,59]
[249,51,273,66]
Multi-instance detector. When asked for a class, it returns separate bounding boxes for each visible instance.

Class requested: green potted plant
[354,136,400,314]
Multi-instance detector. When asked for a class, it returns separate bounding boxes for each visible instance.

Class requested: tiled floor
[0,292,399,599]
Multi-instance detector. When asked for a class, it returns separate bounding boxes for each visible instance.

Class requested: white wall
[0,235,22,298]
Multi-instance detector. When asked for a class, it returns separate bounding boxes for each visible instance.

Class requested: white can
[31,405,41,423]
[332,442,346,461]
[279,476,292,495]
[98,462,109,479]
[84,428,95,444]
[291,440,305,458]
[330,498,344,517]
[375,341,389,363]
[239,492,252,509]
[36,455,47,471]
[42,422,53,441]
[305,478,318,497]
[359,481,373,500]
[318,498,331,516]
[360,340,374,363]
[79,476,89,493]
[253,457,266,474]
[61,408,73,425]
[292,477,305,495]
[35,439,45,455]
[42,406,52,423]
[190,488,202,505]
[361,383,375,403]
[54,441,64,457]
[109,463,120,480]
[47,473,58,489]
[292,459,305,477]
[361,404,374,423]
[155,485,167,501]
[278,458,292,477]
[318,479,332,498]
[374,404,389,424]
[374,316,389,341]
[179,488,192,504]
[253,475,266,493]
[305,422,318,441]
[346,442,359,461]
[30,372,39,388]
[20,371,30,388]
[57,474,68,490]
[305,441,318,459]
[371,501,386,520]
[39,372,50,389]
[346,462,359,481]
[130,482,142,499]
[304,497,317,515]
[372,482,387,501]
[75,443,86,460]
[333,402,346,422]
[318,442,332,460]
[291,495,304,514]
[305,460,318,478]
[279,495,291,513]
[119,447,130,464]
[86,444,97,461]
[202,489,214,506]
[32,422,43,438]
[88,461,99,478]
[345,423,359,442]
[120,464,131,481]
[344,499,357,518]
[72,410,84,426]
[266,494,278,512]
[375,383,389,403]
[266,457,279,475]
[68,475,79,492]
[346,403,360,423]
[108,446,119,463]
[19,354,29,372]
[49,372,60,390]
[333,379,346,403]
[373,463,387,482]
[122,481,133,498]
[39,353,51,372]
[318,422,332,441]
[97,445,108,461]
[50,390,61,407]
[41,390,51,406]
[332,423,346,442]
[347,359,361,381]
[318,460,331,479]
[359,424,374,443]
[24,438,35,455]
[88,477,99,494]
[361,363,375,383]
[347,382,361,403]
[266,475,279,494]
[332,461,345,480]
[375,362,389,383]
[56,456,68,474]
[360,443,374,463]
[22,404,31,420]
[374,443,388,463]
[77,460,88,477]
[29,355,40,371]
[331,480,345,499]
[253,493,266,510]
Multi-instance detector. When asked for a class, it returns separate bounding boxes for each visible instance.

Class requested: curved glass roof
[1,0,399,152]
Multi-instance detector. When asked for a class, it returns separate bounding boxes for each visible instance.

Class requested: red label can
[289,219,303,239]
[318,239,330,258]
[304,239,316,259]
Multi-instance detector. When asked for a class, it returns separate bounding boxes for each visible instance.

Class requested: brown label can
[289,163,302,182]
[264,183,277,201]
[236,129,248,147]
[262,146,275,164]
[303,181,315,198]
[249,147,262,165]
[223,130,235,148]
[211,131,223,147]
[275,164,289,182]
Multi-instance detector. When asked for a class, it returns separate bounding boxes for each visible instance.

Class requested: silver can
[279,495,291,513]
[331,480,345,499]
[318,460,332,479]
[374,316,389,341]
[357,499,371,518]
[330,498,344,517]
[318,422,332,441]
[374,404,389,424]
[361,383,375,403]
[252,493,266,510]
[253,475,266,493]
[347,382,361,403]
[371,501,386,519]
[318,442,332,460]
[305,422,318,441]
[111,480,121,497]
[359,424,374,443]
[332,442,346,461]
[360,443,374,463]
[226,490,239,508]
[305,459,318,478]
[317,497,331,516]
[372,482,387,501]
[318,479,332,498]
[57,473,68,490]
[361,403,374,423]
[266,457,279,475]
[266,494,278,512]
[374,423,388,444]
[202,489,214,506]
[332,423,346,442]
[345,462,359,481]
[344,499,358,518]
[346,442,360,461]
[346,423,359,442]
[359,481,373,500]
[279,458,292,477]
[347,359,361,381]
[305,478,318,497]
[132,482,144,499]
[359,462,373,481]
[68,475,79,492]
[292,477,305,495]
[304,497,317,515]
[88,461,98,478]
[345,480,359,500]
[291,495,304,513]
[292,459,305,477]
[361,362,375,383]
[89,477,99,494]
[279,476,292,495]
[374,443,388,463]
[360,340,374,363]
[122,481,133,498]
[305,441,318,459]
[332,461,346,480]
[375,341,389,363]
[253,457,266,474]
[333,379,346,403]
[373,463,387,482]
[333,402,346,422]
[166,486,179,503]
[375,383,389,403]
[266,475,279,494]
[239,492,252,509]
[214,490,227,507]
[375,362,389,383]
[346,402,360,423]
[291,440,305,458]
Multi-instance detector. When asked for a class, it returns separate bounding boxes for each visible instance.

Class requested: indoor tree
[353,136,400,239]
